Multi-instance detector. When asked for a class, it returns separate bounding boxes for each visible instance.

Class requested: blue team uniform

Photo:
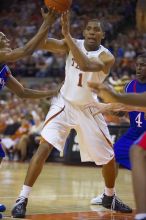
[0,65,11,158]
[114,79,146,170]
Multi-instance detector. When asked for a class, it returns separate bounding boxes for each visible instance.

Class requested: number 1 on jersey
[78,73,83,87]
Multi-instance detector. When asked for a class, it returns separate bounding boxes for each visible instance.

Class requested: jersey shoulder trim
[125,80,135,93]
[100,45,112,56]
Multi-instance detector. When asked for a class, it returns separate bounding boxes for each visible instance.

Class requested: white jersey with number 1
[60,39,112,105]
[41,39,114,166]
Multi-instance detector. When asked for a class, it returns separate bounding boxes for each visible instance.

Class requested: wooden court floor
[0,162,135,220]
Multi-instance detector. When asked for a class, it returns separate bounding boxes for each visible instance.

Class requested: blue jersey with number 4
[125,80,146,137]
[114,79,146,170]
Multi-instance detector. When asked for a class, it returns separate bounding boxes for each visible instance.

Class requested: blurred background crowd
[0,0,146,161]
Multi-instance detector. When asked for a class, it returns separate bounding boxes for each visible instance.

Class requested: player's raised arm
[61,11,115,73]
[0,9,58,63]
[38,37,69,54]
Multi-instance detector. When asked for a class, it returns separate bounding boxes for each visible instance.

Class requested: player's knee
[34,142,53,162]
[130,144,142,160]
[106,157,115,166]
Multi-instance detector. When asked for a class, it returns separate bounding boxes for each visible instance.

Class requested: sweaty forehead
[86,21,101,28]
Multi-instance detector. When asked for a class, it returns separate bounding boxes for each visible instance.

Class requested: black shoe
[102,194,132,213]
[11,197,28,218]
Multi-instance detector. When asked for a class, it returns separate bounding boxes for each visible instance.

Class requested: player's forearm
[38,38,68,53]
[112,103,146,113]
[18,88,56,99]
[22,20,50,55]
[65,34,103,72]
[115,92,146,107]
[5,21,51,62]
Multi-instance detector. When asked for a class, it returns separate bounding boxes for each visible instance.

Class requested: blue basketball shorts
[114,136,134,170]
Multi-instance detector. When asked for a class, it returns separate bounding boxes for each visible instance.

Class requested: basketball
[44,0,72,13]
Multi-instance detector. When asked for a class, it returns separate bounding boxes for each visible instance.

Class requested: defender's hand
[88,82,118,103]
[41,8,58,26]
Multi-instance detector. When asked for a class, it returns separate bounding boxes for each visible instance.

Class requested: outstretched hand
[88,81,118,103]
[61,11,70,37]
[41,8,58,26]
[92,103,127,116]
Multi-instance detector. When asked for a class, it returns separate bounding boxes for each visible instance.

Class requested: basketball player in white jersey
[12,12,132,218]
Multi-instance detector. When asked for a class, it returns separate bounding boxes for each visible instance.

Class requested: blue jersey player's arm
[6,74,59,99]
[0,9,57,63]
[88,82,146,109]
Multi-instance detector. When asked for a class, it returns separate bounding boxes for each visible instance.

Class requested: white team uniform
[41,39,114,165]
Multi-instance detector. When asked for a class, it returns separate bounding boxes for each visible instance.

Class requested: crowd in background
[0,0,146,161]
[0,0,142,83]
[0,0,138,79]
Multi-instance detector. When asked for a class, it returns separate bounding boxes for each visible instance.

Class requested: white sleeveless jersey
[60,39,112,105]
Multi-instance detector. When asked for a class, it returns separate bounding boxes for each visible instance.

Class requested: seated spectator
[2,116,30,161]
[15,115,44,161]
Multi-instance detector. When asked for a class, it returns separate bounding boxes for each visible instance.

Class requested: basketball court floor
[0,162,135,219]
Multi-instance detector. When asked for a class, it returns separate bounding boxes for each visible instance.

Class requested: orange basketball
[44,0,72,13]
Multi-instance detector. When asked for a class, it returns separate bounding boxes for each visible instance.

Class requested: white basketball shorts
[41,94,114,165]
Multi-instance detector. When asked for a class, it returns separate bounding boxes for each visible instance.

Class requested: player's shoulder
[0,64,5,76]
[100,45,113,56]
[0,64,11,76]
[0,51,6,63]
[99,45,115,62]
[99,45,115,65]
[0,64,11,90]
[0,63,4,69]
[125,80,136,93]
[0,49,12,63]
[74,39,84,46]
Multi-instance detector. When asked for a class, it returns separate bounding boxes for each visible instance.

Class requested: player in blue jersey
[114,75,146,170]
[0,64,58,160]
[88,53,146,220]
[0,66,59,218]
[0,8,59,157]
[91,53,146,205]
[0,9,58,217]
[0,8,58,160]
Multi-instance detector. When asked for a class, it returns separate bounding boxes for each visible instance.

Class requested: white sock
[19,185,32,198]
[135,213,146,220]
[104,187,115,196]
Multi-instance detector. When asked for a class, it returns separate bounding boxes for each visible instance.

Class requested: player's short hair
[86,19,105,32]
